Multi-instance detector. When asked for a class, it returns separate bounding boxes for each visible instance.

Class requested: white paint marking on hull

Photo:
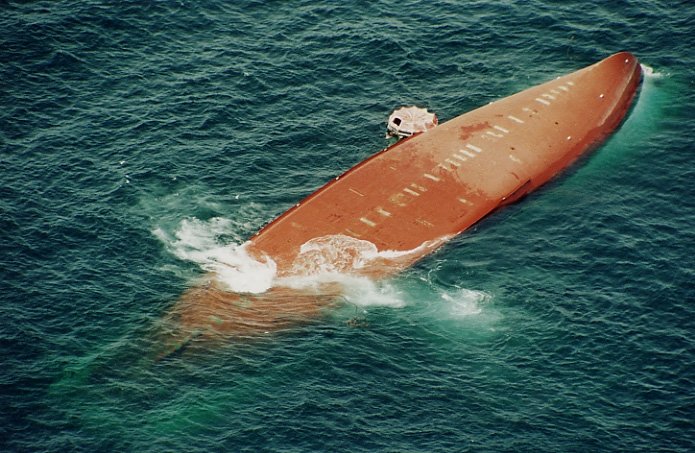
[376,207,392,217]
[360,217,376,227]
[458,197,473,205]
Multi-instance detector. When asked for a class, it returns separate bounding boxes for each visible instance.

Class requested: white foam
[439,288,491,318]
[277,271,407,308]
[640,64,666,80]
[292,235,380,275]
[154,217,277,293]
[342,277,406,308]
[154,217,232,256]
[290,234,450,276]
[275,234,423,307]
[157,225,450,301]
[208,244,277,293]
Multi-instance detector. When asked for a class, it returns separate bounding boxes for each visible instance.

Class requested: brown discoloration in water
[157,277,343,358]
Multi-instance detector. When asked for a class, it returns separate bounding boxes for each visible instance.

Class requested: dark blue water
[2,1,694,451]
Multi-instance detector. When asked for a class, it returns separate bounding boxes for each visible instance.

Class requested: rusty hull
[159,52,642,353]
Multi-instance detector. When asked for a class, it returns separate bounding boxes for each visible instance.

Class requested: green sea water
[2,1,694,451]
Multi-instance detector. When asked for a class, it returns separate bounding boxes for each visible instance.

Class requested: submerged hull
[161,52,642,351]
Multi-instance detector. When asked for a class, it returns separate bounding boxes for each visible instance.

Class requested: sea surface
[2,1,694,451]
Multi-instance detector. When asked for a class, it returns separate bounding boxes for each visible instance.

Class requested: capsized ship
[160,52,642,352]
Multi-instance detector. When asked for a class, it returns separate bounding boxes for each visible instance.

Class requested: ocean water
[2,0,694,451]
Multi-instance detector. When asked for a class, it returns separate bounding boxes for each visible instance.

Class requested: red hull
[160,52,642,351]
